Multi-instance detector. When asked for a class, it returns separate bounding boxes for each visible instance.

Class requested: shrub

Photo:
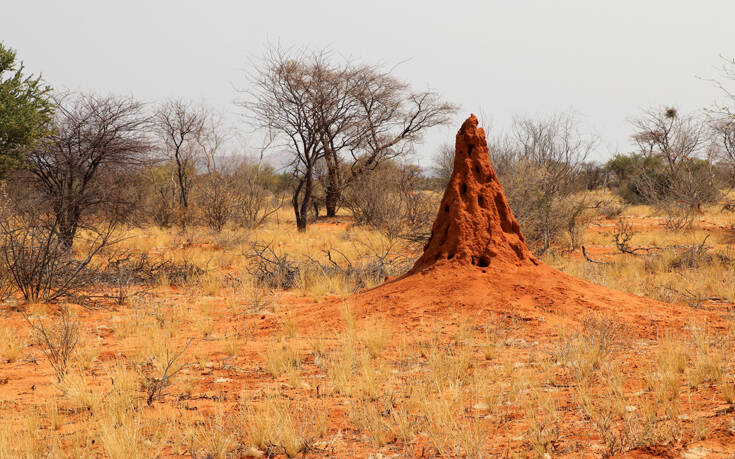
[27,306,80,382]
[0,197,113,303]
[344,161,437,243]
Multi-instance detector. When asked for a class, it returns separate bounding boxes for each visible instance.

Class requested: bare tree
[319,66,455,216]
[431,142,455,189]
[709,58,735,190]
[492,112,597,253]
[631,107,706,174]
[630,107,719,227]
[240,47,454,230]
[710,56,735,119]
[154,99,207,219]
[711,118,735,188]
[24,94,150,248]
[242,49,327,231]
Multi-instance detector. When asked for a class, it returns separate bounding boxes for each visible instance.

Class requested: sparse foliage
[0,195,114,303]
[491,112,597,254]
[26,306,79,382]
[0,42,54,177]
[22,94,149,248]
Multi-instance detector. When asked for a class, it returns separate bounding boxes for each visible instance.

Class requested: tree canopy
[0,42,54,177]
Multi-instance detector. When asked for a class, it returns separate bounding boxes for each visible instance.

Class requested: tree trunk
[292,170,313,232]
[324,185,339,217]
[323,150,341,217]
[55,201,80,250]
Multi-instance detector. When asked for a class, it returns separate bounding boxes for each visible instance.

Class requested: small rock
[682,446,711,459]
[243,446,264,457]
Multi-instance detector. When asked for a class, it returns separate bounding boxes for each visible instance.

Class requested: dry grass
[2,199,735,457]
[0,324,24,363]
[261,341,300,379]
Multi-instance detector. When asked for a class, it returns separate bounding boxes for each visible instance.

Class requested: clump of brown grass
[0,324,25,363]
[524,387,560,457]
[359,321,391,358]
[239,398,328,457]
[687,322,726,387]
[195,410,235,459]
[261,342,300,378]
[575,367,631,456]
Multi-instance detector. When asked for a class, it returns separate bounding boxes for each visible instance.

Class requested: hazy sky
[4,0,734,166]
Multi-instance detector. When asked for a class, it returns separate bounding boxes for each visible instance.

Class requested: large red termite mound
[407,114,537,275]
[316,114,724,337]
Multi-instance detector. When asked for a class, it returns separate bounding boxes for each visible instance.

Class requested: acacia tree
[0,42,53,177]
[243,50,330,231]
[631,107,706,175]
[154,99,207,216]
[242,47,455,229]
[25,94,150,247]
[629,107,718,227]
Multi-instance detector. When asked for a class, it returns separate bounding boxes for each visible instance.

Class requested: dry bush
[139,163,181,227]
[635,168,718,230]
[344,161,437,243]
[137,337,192,406]
[98,252,204,290]
[0,204,114,303]
[246,242,300,289]
[230,161,283,230]
[27,306,79,382]
[194,159,282,232]
[489,113,597,254]
[195,171,237,232]
[246,240,411,293]
[664,237,727,271]
[598,196,627,219]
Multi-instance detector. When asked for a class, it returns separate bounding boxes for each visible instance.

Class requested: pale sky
[4,0,734,166]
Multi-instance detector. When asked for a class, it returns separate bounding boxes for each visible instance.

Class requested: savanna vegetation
[1,42,735,457]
